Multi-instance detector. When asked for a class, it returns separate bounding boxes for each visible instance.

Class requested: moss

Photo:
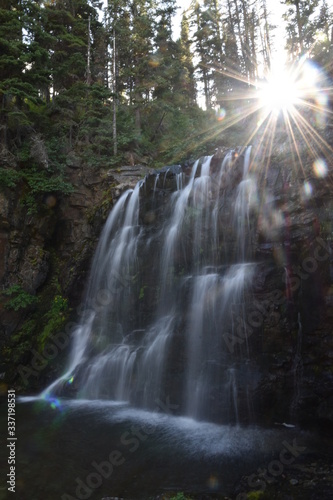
[311,364,323,375]
[247,492,265,500]
[4,292,69,368]
[28,247,45,266]
[38,294,69,349]
[2,252,71,388]
[85,187,114,224]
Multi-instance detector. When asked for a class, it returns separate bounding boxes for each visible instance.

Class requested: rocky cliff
[1,128,333,430]
[0,149,151,390]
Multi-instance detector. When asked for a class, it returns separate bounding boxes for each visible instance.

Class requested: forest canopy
[0,0,332,177]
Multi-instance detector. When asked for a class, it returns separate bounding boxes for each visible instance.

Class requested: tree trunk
[0,94,8,146]
[233,0,247,76]
[113,26,117,156]
[86,15,92,85]
[295,0,304,53]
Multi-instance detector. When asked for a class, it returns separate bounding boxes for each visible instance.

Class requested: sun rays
[160,48,333,190]
[197,55,332,181]
[251,58,332,176]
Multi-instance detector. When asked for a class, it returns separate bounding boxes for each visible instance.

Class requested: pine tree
[204,0,226,106]
[224,0,242,86]
[258,0,272,71]
[152,0,178,102]
[282,0,320,58]
[177,12,196,106]
[130,0,154,136]
[230,0,259,81]
[191,0,215,109]
[43,0,92,93]
[23,0,52,102]
[0,0,40,146]
[311,0,333,71]
[317,0,332,39]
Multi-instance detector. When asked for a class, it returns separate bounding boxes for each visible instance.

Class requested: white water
[233,146,258,261]
[43,147,258,423]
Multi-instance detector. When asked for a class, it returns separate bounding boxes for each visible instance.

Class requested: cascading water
[184,264,254,421]
[44,146,259,423]
[234,147,258,261]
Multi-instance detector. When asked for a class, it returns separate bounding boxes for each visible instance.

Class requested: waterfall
[234,146,257,261]
[44,147,258,423]
[185,264,254,420]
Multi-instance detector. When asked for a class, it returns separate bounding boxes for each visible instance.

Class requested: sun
[258,68,301,114]
[256,56,330,118]
[178,53,332,176]
[247,56,333,185]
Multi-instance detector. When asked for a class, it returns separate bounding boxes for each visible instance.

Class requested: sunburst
[197,55,333,180]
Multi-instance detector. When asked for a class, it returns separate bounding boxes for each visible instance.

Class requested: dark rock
[155,164,182,175]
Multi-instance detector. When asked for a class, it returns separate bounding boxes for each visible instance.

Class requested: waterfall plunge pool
[1,397,328,500]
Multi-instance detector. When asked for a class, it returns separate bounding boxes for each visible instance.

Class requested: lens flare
[301,60,319,87]
[49,397,61,410]
[316,92,328,107]
[207,474,219,490]
[303,181,313,198]
[148,55,160,67]
[313,158,328,178]
[45,195,57,208]
[43,394,62,411]
[216,107,226,121]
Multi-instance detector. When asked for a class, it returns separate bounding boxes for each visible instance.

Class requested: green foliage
[5,294,69,367]
[21,168,74,214]
[0,167,21,188]
[0,162,73,214]
[38,295,69,349]
[8,319,37,364]
[3,285,38,311]
[3,271,71,381]
[169,493,192,500]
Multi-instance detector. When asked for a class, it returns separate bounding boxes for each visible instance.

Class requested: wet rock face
[0,162,150,375]
[136,152,333,429]
[250,162,333,429]
[1,164,151,293]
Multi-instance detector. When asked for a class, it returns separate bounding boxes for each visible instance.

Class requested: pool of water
[0,397,324,500]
